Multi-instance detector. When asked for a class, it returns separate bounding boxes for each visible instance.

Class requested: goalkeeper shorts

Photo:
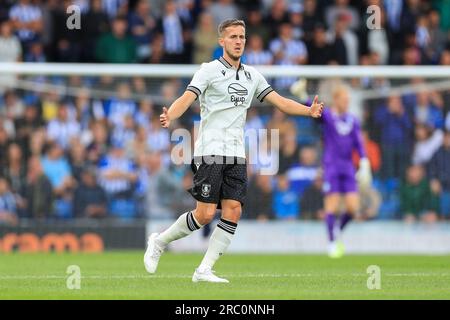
[323,171,357,194]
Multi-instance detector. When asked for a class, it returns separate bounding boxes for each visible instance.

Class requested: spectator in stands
[2,144,27,211]
[267,108,297,140]
[0,176,18,225]
[86,121,109,165]
[270,22,308,90]
[171,171,196,215]
[29,127,46,157]
[101,0,128,20]
[327,13,358,65]
[41,90,60,122]
[133,151,149,217]
[135,98,153,130]
[126,125,149,160]
[1,90,25,121]
[399,164,439,223]
[207,0,241,27]
[46,102,81,150]
[433,0,450,32]
[132,75,148,96]
[0,20,22,91]
[8,0,43,49]
[273,174,299,219]
[375,95,413,180]
[74,88,96,133]
[95,15,137,63]
[402,44,422,65]
[278,131,299,174]
[384,0,404,48]
[156,0,192,64]
[144,151,181,219]
[132,75,149,95]
[41,144,75,211]
[128,0,156,62]
[24,40,46,62]
[288,3,304,40]
[428,130,450,219]
[73,167,107,218]
[287,146,320,199]
[50,0,82,62]
[412,123,443,165]
[441,49,450,66]
[426,10,448,55]
[193,12,218,64]
[300,173,324,220]
[306,23,334,65]
[98,141,137,205]
[14,104,43,158]
[264,0,289,39]
[0,126,9,169]
[366,7,389,65]
[0,20,22,62]
[302,0,322,42]
[147,113,170,152]
[413,91,444,129]
[246,174,275,220]
[104,82,137,128]
[81,0,110,62]
[24,156,53,218]
[245,107,264,132]
[69,139,89,183]
[148,33,164,64]
[245,34,273,65]
[325,0,360,31]
[246,9,271,47]
[111,114,136,149]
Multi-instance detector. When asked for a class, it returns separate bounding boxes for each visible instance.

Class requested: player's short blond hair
[332,84,350,100]
[218,19,246,37]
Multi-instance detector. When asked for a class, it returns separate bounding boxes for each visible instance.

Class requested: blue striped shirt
[9,3,42,41]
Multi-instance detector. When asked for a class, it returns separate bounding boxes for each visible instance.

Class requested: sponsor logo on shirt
[228,83,248,106]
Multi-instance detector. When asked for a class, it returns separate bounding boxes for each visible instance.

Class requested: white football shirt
[187,56,274,158]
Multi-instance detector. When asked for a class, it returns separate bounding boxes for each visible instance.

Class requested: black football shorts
[188,155,247,209]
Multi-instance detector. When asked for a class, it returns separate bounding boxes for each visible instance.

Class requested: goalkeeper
[317,85,372,258]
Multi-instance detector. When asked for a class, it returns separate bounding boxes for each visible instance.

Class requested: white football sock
[157,211,202,246]
[198,218,237,271]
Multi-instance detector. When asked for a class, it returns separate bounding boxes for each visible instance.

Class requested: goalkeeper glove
[289,79,308,101]
[356,158,372,189]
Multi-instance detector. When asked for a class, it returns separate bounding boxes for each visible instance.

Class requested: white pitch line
[0,273,449,280]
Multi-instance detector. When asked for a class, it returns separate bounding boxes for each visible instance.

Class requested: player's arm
[354,122,372,189]
[264,91,323,118]
[160,91,197,128]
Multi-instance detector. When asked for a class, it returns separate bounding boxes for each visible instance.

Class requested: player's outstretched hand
[310,95,324,118]
[160,107,170,128]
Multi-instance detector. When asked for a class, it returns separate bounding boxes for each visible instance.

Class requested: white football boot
[328,241,344,258]
[192,266,229,283]
[144,233,164,274]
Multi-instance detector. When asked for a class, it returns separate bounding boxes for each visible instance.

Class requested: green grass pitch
[1,252,449,299]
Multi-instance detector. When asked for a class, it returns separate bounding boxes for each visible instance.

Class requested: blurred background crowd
[1,0,450,225]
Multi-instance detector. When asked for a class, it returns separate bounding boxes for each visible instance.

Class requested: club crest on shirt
[201,184,211,198]
[335,117,354,136]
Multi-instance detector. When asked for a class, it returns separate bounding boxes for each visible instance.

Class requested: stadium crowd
[1,0,450,224]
